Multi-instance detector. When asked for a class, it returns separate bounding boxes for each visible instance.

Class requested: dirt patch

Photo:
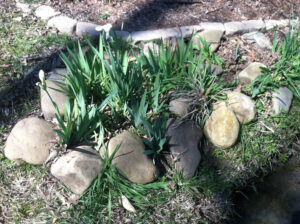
[49,0,299,31]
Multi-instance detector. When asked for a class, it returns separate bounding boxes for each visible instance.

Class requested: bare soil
[49,0,300,31]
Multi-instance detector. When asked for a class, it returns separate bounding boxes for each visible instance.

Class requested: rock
[204,102,240,148]
[130,28,182,43]
[108,131,158,184]
[76,22,100,38]
[199,22,225,32]
[179,25,203,38]
[16,2,31,14]
[35,5,60,20]
[238,62,267,85]
[227,92,256,124]
[193,30,224,52]
[242,32,272,49]
[169,98,189,117]
[225,20,265,35]
[272,87,293,114]
[47,16,77,35]
[166,119,202,178]
[143,42,160,56]
[4,117,55,164]
[40,80,68,120]
[241,20,265,32]
[224,21,246,35]
[265,20,290,30]
[46,68,68,80]
[51,145,103,195]
[202,63,223,76]
[110,30,131,41]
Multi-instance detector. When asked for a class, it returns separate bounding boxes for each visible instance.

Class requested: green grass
[250,22,300,100]
[0,9,300,223]
[0,1,73,89]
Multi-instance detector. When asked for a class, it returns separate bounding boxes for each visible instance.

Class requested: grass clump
[42,30,228,222]
[251,22,300,100]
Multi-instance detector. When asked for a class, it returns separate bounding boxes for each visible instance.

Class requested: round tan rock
[227,91,257,124]
[204,102,239,148]
[108,131,158,184]
[41,80,68,120]
[238,62,266,85]
[51,145,103,195]
[192,30,224,52]
[4,117,55,164]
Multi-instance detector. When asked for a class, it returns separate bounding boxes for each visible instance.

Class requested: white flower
[39,70,45,84]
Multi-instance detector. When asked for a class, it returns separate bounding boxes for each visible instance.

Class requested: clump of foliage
[251,22,300,100]
[44,30,227,221]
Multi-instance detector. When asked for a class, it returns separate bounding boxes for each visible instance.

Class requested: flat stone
[108,131,158,184]
[46,68,68,80]
[130,28,182,43]
[76,22,100,38]
[16,2,31,14]
[227,91,257,124]
[242,32,272,49]
[4,117,55,164]
[199,22,225,31]
[166,119,202,178]
[47,16,77,35]
[110,30,131,41]
[225,20,265,35]
[204,102,239,148]
[40,80,68,120]
[265,20,290,30]
[272,87,293,114]
[179,25,203,38]
[193,30,224,52]
[35,5,60,20]
[169,98,189,117]
[241,20,265,32]
[238,62,267,85]
[224,21,246,35]
[51,145,103,195]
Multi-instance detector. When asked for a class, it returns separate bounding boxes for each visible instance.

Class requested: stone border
[16,1,299,43]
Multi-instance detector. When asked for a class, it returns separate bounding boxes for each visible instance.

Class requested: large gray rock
[224,21,246,35]
[272,87,293,114]
[238,62,267,85]
[265,20,290,30]
[51,145,103,195]
[46,68,67,80]
[130,28,182,43]
[76,22,100,38]
[47,16,77,35]
[166,119,202,179]
[41,80,68,120]
[242,32,272,49]
[4,117,55,164]
[193,30,224,52]
[108,131,158,184]
[227,91,256,124]
[199,22,225,31]
[169,98,189,118]
[16,2,31,14]
[224,20,265,35]
[204,102,239,148]
[35,5,60,20]
[179,25,203,38]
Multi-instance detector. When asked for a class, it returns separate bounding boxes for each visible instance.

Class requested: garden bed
[0,1,300,223]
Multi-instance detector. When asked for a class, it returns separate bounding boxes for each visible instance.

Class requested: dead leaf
[250,51,256,62]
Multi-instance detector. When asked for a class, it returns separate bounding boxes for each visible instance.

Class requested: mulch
[49,0,299,31]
